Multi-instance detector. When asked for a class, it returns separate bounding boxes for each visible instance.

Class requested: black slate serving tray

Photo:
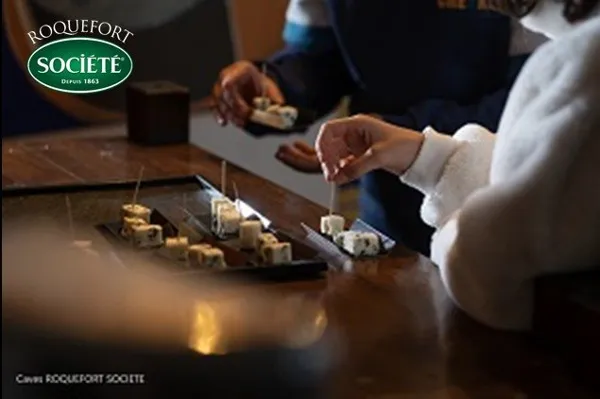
[97,176,328,282]
[301,219,396,269]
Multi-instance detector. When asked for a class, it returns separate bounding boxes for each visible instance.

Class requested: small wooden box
[126,81,190,146]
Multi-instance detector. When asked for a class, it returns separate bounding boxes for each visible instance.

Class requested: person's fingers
[292,141,317,155]
[221,78,251,127]
[333,147,381,184]
[315,119,356,179]
[265,81,285,105]
[275,144,321,173]
[211,84,227,126]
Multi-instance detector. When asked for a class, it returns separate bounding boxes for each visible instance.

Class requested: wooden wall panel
[228,0,288,60]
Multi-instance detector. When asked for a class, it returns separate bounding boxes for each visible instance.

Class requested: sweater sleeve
[400,124,496,229]
[415,20,600,331]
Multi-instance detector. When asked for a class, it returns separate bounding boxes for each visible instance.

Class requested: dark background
[2,0,235,136]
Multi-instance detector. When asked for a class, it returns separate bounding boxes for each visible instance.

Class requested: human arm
[406,25,600,330]
[213,0,354,136]
[381,54,530,133]
[261,0,354,119]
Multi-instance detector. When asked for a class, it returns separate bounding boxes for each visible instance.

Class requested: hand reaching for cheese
[212,61,284,128]
[276,141,321,173]
[315,114,424,184]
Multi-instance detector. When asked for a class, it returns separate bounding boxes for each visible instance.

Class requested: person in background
[211,0,545,255]
[314,0,600,330]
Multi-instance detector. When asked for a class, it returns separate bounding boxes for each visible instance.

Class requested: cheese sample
[216,208,242,235]
[257,232,278,250]
[197,247,226,268]
[165,237,189,261]
[262,242,292,265]
[188,243,212,261]
[132,224,163,248]
[210,197,234,217]
[334,231,380,257]
[256,233,279,260]
[320,214,345,236]
[122,217,147,238]
[253,96,271,111]
[239,220,262,249]
[121,204,151,222]
[276,106,298,128]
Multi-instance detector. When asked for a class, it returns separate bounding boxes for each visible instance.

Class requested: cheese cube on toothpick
[320,215,345,236]
[165,237,189,261]
[216,208,242,235]
[239,220,262,249]
[210,197,233,218]
[121,204,151,222]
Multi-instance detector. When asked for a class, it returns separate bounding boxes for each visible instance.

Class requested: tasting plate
[301,219,396,268]
[97,175,328,281]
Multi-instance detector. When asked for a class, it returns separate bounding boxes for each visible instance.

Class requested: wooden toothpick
[233,182,239,202]
[232,181,240,212]
[65,195,74,240]
[328,183,336,216]
[179,193,187,238]
[221,160,227,197]
[132,166,145,207]
[261,63,267,99]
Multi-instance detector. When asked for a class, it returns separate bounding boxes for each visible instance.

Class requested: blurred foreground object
[2,224,333,398]
[32,0,204,30]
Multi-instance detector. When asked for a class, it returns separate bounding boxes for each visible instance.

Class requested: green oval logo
[27,37,133,94]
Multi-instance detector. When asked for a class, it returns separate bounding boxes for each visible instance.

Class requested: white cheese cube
[253,96,271,111]
[276,106,298,128]
[210,197,233,217]
[197,247,226,268]
[336,231,380,256]
[262,242,292,265]
[122,217,147,238]
[320,214,345,236]
[188,243,212,261]
[211,198,235,232]
[256,232,278,256]
[239,220,262,249]
[121,204,151,222]
[132,224,163,248]
[165,237,189,261]
[216,208,242,235]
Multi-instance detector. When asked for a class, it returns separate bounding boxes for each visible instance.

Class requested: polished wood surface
[2,128,595,398]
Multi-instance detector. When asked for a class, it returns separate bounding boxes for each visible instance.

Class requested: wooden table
[2,129,595,399]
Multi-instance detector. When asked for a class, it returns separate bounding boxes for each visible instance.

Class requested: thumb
[265,80,285,104]
[293,141,317,155]
[334,147,381,184]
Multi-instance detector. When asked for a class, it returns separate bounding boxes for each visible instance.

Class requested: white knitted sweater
[400,14,600,330]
